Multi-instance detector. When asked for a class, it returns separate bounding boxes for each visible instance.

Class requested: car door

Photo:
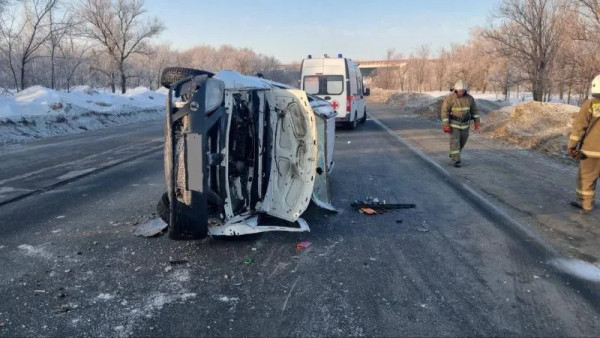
[261,89,318,222]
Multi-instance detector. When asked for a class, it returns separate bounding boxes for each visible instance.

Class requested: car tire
[157,192,169,224]
[160,67,215,89]
[360,109,367,124]
[349,112,358,130]
[156,192,209,239]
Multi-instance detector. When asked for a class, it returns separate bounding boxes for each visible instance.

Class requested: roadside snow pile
[367,88,398,103]
[376,91,506,119]
[482,102,579,156]
[385,92,436,109]
[408,94,506,119]
[0,85,165,144]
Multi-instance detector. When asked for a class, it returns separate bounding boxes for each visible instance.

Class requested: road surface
[0,111,598,337]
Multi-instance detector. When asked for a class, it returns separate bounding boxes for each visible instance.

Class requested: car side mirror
[364,88,370,96]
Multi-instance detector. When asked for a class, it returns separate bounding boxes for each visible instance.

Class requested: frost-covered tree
[79,0,164,93]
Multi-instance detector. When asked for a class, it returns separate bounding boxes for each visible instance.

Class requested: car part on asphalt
[133,218,168,237]
[351,199,416,213]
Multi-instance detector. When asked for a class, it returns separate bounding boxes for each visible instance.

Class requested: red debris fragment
[296,241,312,251]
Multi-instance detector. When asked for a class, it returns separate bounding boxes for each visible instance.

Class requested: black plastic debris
[351,198,416,214]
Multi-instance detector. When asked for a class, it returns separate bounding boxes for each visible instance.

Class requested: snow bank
[367,88,399,103]
[0,86,166,144]
[373,90,506,119]
[482,102,579,156]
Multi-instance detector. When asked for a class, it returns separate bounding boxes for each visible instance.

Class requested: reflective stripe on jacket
[441,92,480,128]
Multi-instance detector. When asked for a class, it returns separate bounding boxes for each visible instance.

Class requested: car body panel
[208,214,310,237]
[308,96,337,212]
[259,89,318,222]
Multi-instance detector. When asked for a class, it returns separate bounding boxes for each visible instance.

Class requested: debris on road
[133,218,168,237]
[360,207,378,215]
[416,227,429,233]
[169,259,189,266]
[56,304,70,313]
[164,266,173,272]
[296,241,312,251]
[352,198,416,214]
[244,259,254,265]
[396,220,403,224]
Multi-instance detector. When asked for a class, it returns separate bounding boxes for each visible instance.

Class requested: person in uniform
[441,80,480,167]
[568,75,600,213]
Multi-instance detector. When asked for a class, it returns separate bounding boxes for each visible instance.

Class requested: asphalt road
[367,103,600,264]
[0,112,599,337]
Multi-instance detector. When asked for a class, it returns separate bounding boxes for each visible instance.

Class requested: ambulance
[300,54,370,129]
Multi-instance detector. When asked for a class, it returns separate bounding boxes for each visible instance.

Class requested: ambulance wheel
[360,109,367,124]
[349,112,358,129]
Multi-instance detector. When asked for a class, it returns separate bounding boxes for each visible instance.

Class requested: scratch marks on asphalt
[282,276,300,313]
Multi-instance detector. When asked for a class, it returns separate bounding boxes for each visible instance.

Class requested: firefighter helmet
[592,75,600,95]
[454,79,469,91]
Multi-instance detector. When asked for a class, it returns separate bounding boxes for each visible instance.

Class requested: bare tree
[47,3,82,89]
[571,0,600,42]
[484,0,563,101]
[374,48,399,90]
[414,44,431,93]
[434,48,448,91]
[0,0,59,91]
[79,0,164,93]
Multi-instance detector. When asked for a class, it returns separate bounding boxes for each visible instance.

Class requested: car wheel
[360,109,367,124]
[349,112,358,129]
[160,67,214,89]
[157,192,169,224]
[156,192,209,239]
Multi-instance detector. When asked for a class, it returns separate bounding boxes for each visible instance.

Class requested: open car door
[261,89,317,222]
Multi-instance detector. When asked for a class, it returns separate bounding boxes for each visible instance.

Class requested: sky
[144,0,498,63]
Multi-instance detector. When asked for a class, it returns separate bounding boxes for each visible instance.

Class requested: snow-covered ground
[369,88,585,106]
[0,86,166,145]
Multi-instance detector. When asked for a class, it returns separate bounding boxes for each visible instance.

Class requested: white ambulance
[300,54,370,129]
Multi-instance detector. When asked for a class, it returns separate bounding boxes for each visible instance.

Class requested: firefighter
[441,80,480,167]
[568,75,600,213]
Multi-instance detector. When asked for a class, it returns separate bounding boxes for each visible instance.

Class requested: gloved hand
[474,122,481,130]
[443,125,451,133]
[569,148,586,160]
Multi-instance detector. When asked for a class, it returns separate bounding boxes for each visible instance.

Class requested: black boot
[570,201,592,214]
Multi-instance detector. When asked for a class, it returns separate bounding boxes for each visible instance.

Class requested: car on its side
[157,68,336,239]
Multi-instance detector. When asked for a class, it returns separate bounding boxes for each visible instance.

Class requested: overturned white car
[157,68,336,240]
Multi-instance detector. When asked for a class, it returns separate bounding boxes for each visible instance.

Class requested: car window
[303,75,344,95]
[304,77,320,95]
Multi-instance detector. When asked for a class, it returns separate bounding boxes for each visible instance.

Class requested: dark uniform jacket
[569,98,600,158]
[441,92,480,130]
